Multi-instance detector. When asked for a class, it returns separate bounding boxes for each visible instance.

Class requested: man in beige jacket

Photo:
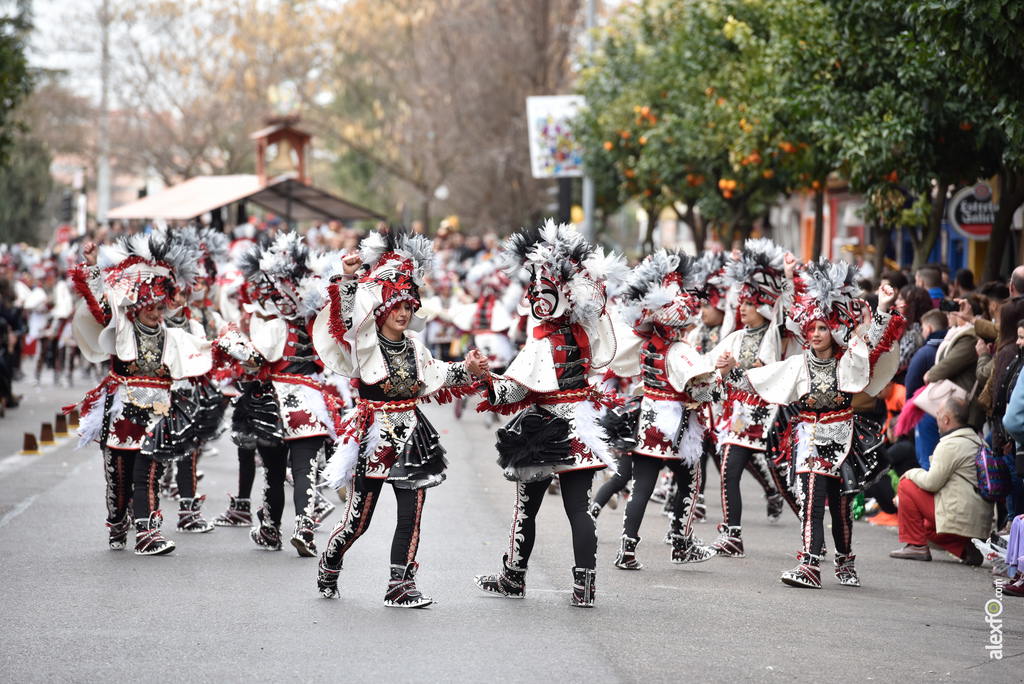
[891,396,992,564]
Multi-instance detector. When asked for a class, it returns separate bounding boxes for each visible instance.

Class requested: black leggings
[622,455,700,540]
[798,472,852,557]
[593,455,632,507]
[720,444,778,527]
[104,448,163,521]
[506,469,597,570]
[322,477,427,567]
[236,446,256,499]
[698,434,719,496]
[257,436,324,524]
[175,449,199,499]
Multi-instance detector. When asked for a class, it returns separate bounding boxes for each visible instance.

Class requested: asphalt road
[0,372,1021,683]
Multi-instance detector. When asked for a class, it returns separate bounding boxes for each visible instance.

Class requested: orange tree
[577,0,840,255]
[905,0,1024,280]
[813,0,1004,272]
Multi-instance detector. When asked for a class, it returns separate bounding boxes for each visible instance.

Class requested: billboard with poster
[526,96,585,179]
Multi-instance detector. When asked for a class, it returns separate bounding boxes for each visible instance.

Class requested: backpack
[975,443,1013,503]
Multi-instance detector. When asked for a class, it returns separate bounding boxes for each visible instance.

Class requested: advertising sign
[948,181,998,241]
[526,95,585,179]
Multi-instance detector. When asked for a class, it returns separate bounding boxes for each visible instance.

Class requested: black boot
[474,554,527,598]
[570,567,596,607]
[781,552,823,589]
[671,532,715,564]
[834,553,860,587]
[317,554,342,598]
[177,495,214,533]
[107,510,132,550]
[134,511,175,556]
[249,507,282,550]
[290,514,317,557]
[614,535,642,570]
[213,495,252,527]
[311,490,336,527]
[385,562,433,608]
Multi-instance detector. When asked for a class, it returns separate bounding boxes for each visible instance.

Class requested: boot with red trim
[385,562,433,608]
[780,552,823,589]
[134,511,175,556]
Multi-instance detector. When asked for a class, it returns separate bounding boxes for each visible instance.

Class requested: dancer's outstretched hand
[465,349,489,377]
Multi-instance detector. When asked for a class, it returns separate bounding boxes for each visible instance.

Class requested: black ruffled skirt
[142,390,199,463]
[767,408,890,496]
[384,407,449,490]
[231,380,285,449]
[599,396,642,456]
[495,408,573,470]
[838,415,890,495]
[193,381,228,443]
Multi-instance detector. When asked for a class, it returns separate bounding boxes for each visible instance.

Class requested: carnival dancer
[232,233,340,557]
[161,227,232,534]
[68,231,211,555]
[449,259,520,374]
[473,221,626,607]
[746,259,903,587]
[606,250,725,569]
[688,250,730,523]
[708,239,798,558]
[312,226,487,608]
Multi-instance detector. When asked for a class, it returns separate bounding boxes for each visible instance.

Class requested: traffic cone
[55,414,69,438]
[21,433,40,455]
[40,423,56,446]
[68,409,80,428]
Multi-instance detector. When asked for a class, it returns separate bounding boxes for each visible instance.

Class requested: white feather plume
[574,401,617,472]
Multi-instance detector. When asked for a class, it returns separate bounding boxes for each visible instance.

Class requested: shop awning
[106,174,382,222]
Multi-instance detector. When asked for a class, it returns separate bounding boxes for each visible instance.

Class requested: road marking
[0,493,39,529]
[0,436,76,475]
[0,453,45,476]
[0,459,87,530]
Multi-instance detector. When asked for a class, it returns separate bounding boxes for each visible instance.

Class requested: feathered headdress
[355,225,434,326]
[722,237,786,319]
[196,226,230,287]
[99,230,203,312]
[620,249,703,330]
[694,251,729,311]
[499,219,627,325]
[791,257,863,347]
[236,232,312,320]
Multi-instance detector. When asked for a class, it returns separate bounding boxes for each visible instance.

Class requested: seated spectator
[916,266,945,308]
[952,267,975,299]
[905,309,949,468]
[895,285,934,384]
[978,281,1010,327]
[880,269,909,293]
[890,397,992,564]
[925,301,984,431]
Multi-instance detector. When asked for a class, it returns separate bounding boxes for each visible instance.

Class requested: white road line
[0,453,45,476]
[0,493,39,529]
[0,459,87,530]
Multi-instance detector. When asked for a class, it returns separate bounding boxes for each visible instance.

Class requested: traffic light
[60,190,73,222]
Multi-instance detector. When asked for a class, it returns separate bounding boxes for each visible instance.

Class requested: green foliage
[576,0,840,252]
[0,134,54,245]
[0,7,33,167]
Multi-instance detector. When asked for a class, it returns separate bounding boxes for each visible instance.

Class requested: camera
[938,300,960,312]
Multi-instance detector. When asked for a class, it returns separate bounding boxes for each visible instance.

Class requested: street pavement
[0,372,1021,683]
